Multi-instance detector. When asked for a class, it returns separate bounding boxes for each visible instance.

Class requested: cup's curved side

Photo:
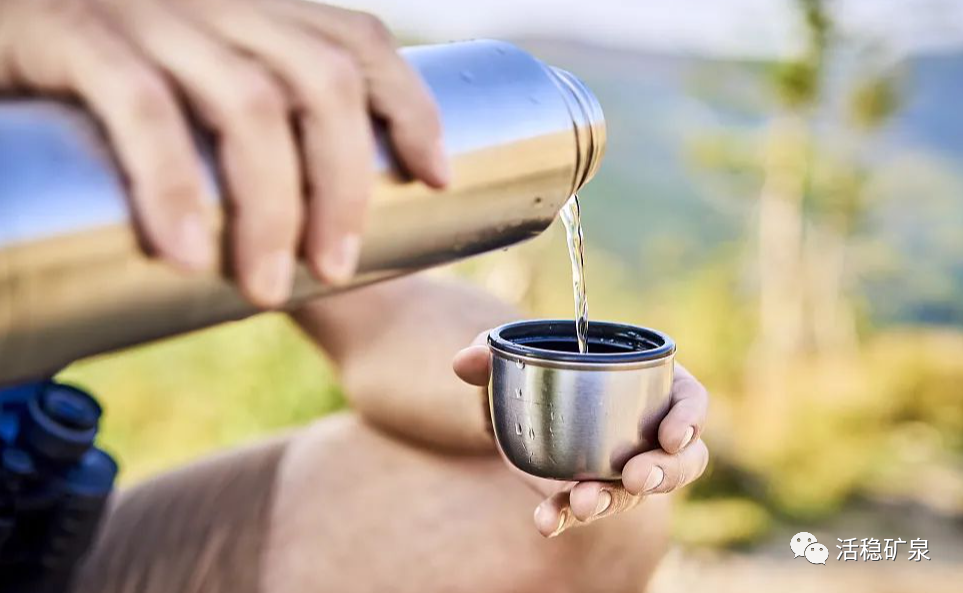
[489,325,675,481]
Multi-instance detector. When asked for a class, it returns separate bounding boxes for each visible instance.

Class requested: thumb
[452,330,491,387]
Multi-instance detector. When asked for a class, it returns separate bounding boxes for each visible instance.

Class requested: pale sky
[327,0,963,59]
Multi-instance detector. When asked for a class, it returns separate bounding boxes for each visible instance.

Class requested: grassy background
[59,313,344,484]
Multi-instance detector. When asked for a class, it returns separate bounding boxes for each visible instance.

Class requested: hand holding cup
[453,320,710,537]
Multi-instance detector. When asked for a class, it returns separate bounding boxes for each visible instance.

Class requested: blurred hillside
[517,39,963,326]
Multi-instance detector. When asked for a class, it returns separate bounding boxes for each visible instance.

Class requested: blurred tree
[758,0,828,353]
[683,0,925,524]
[744,0,830,452]
[804,65,902,353]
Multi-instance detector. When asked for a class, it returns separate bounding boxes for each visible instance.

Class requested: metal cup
[488,320,676,481]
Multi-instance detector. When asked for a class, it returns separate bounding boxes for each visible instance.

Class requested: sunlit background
[60,1,963,591]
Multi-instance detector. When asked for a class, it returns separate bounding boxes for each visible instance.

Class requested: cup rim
[488,319,675,364]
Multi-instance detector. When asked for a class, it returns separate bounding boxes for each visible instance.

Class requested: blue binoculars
[0,381,117,592]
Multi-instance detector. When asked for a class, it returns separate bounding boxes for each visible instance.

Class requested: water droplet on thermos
[514,422,522,436]
[528,427,535,440]
[515,360,525,369]
[514,388,522,399]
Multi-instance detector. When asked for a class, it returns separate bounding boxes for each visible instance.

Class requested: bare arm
[294,275,710,540]
[292,274,518,453]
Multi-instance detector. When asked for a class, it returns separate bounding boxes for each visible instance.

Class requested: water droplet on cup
[515,423,522,436]
[528,427,535,440]
[515,388,522,399]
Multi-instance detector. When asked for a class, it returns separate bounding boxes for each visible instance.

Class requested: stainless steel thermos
[0,40,606,384]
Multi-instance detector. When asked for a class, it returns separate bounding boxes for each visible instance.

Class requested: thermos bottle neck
[546,66,606,195]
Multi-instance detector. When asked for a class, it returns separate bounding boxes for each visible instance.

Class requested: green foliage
[807,146,869,231]
[673,498,772,547]
[802,0,831,42]
[771,60,821,108]
[686,131,763,186]
[770,0,830,108]
[848,74,901,130]
[58,313,344,484]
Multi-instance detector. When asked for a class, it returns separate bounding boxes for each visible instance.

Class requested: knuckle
[351,12,394,51]
[313,48,363,102]
[239,198,301,234]
[675,373,708,399]
[330,190,369,220]
[51,0,97,31]
[123,70,177,124]
[158,180,204,211]
[130,153,205,208]
[237,218,300,256]
[228,69,287,122]
[326,200,364,236]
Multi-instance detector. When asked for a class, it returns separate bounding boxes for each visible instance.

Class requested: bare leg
[75,412,670,593]
[263,412,671,593]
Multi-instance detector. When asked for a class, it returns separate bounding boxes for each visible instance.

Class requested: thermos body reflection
[0,40,606,384]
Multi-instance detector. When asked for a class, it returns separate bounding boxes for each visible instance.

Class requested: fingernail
[431,138,451,186]
[594,490,613,517]
[643,466,665,493]
[250,250,294,308]
[533,504,552,535]
[171,214,213,271]
[548,509,569,538]
[679,426,695,451]
[321,234,361,285]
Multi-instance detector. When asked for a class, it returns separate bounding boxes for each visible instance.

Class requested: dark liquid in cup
[521,338,635,354]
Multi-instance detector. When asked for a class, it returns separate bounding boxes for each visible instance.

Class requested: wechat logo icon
[791,532,826,564]
[805,543,829,564]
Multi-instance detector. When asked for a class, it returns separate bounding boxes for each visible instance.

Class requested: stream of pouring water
[560,194,589,353]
